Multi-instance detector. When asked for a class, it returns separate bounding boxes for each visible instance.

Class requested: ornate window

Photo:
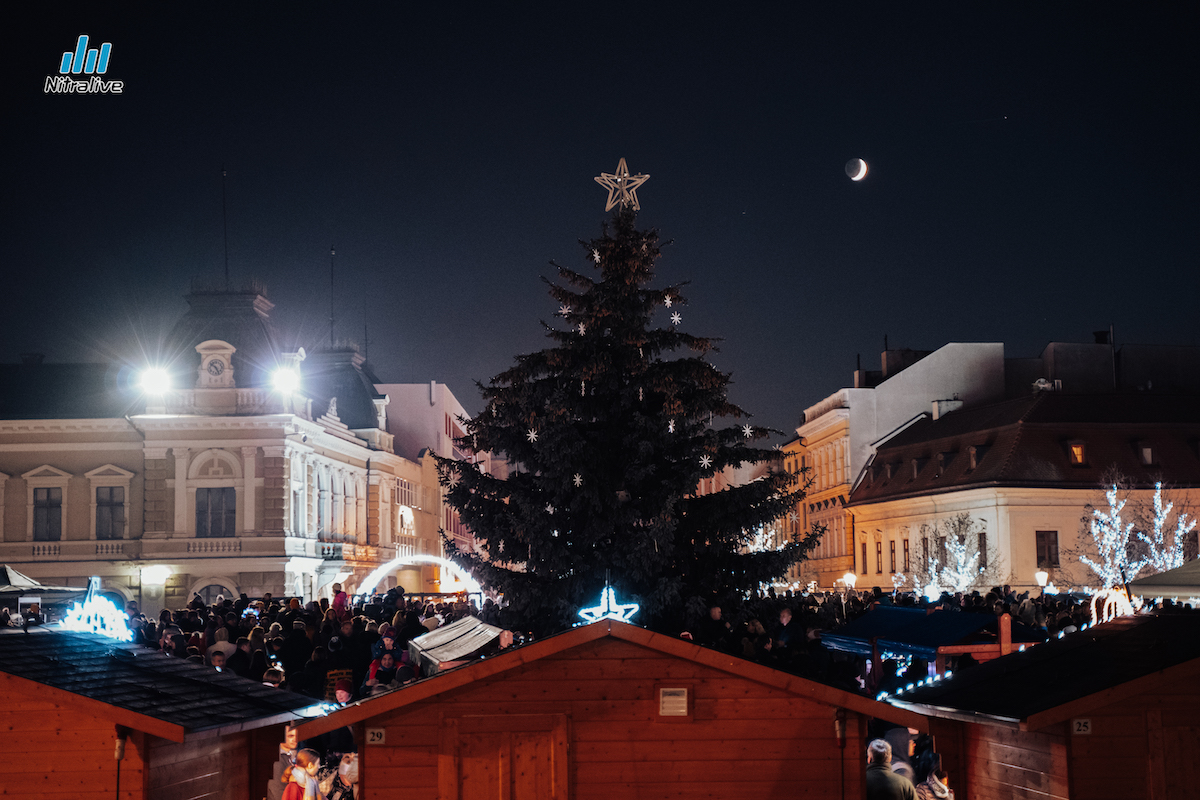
[187,449,241,538]
[85,464,134,540]
[23,465,71,542]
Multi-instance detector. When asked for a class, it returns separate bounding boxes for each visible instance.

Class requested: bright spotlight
[140,368,171,394]
[272,367,300,394]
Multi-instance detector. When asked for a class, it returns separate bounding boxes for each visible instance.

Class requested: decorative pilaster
[242,446,258,533]
[262,445,288,534]
[173,448,189,534]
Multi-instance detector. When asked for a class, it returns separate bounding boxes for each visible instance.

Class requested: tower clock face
[207,359,225,376]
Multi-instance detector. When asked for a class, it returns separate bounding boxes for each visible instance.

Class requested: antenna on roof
[221,166,230,290]
[363,291,370,362]
[329,247,336,347]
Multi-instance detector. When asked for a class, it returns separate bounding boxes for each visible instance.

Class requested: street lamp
[272,367,300,394]
[1035,570,1049,597]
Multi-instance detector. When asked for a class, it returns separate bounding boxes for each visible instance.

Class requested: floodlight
[139,367,171,394]
[272,367,300,393]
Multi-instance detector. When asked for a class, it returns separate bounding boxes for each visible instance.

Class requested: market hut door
[439,714,569,800]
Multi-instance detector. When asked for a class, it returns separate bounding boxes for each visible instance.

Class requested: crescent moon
[847,158,868,181]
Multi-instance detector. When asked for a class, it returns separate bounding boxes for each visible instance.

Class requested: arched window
[188,449,241,538]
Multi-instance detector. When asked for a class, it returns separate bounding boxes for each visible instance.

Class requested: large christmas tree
[438,202,819,636]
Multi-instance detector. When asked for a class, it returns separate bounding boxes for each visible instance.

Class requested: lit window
[876,541,883,574]
[1140,444,1154,466]
[889,541,897,573]
[903,539,910,572]
[861,543,868,574]
[1068,442,1087,466]
[1036,530,1059,568]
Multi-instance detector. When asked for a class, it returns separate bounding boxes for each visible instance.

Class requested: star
[527,428,538,443]
[559,304,570,316]
[573,473,583,487]
[789,511,799,523]
[664,296,672,308]
[594,157,650,212]
[670,312,682,326]
[578,586,640,624]
[700,455,712,469]
[742,424,754,438]
[546,504,555,515]
[579,323,586,335]
[592,248,601,263]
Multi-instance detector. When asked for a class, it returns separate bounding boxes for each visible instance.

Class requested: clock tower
[195,340,236,389]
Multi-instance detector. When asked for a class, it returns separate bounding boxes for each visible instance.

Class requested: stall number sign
[366,728,386,745]
[1071,719,1091,735]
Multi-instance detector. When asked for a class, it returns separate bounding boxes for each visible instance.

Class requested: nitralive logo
[44,35,123,94]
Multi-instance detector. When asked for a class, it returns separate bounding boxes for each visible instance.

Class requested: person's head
[335,678,354,704]
[263,668,283,687]
[332,583,342,594]
[709,605,722,621]
[868,739,891,765]
[236,636,251,652]
[210,651,226,669]
[296,748,321,776]
[780,607,793,625]
[380,653,395,669]
[283,725,299,750]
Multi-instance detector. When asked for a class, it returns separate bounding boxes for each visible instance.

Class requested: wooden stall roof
[295,618,925,739]
[888,614,1200,730]
[0,628,321,742]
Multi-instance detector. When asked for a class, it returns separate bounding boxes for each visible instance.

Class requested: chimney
[932,399,964,420]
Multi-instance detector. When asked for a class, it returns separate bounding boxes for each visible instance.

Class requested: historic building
[846,392,1200,593]
[0,284,487,616]
[795,337,1200,591]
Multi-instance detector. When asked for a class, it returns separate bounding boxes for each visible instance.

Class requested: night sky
[6,4,1197,437]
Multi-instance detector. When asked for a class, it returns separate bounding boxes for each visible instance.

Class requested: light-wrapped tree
[437,208,819,635]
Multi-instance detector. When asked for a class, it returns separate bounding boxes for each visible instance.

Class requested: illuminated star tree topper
[594,157,650,211]
[578,585,640,624]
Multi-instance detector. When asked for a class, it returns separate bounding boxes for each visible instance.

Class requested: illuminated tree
[1137,482,1196,575]
[1080,485,1142,588]
[437,209,820,636]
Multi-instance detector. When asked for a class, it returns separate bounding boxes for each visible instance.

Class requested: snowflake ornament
[579,323,586,335]
[592,248,601,263]
[788,511,799,523]
[546,504,555,515]
[573,473,583,487]
[527,428,538,443]
[559,304,570,316]
[664,296,673,308]
[742,424,754,438]
[670,312,682,326]
[581,380,586,396]
[638,387,643,401]
[699,455,713,469]
[668,419,675,433]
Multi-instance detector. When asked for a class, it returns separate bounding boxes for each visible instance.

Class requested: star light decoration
[527,428,538,443]
[699,454,713,469]
[742,424,754,438]
[594,158,650,211]
[578,586,640,624]
[670,312,682,326]
[592,249,601,263]
[546,504,555,515]
[664,296,673,308]
[573,473,583,487]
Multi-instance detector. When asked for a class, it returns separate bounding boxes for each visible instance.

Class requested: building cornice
[0,418,135,434]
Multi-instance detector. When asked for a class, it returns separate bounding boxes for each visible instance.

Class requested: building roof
[887,614,1200,730]
[164,285,283,389]
[294,619,924,739]
[0,628,320,741]
[849,392,1200,505]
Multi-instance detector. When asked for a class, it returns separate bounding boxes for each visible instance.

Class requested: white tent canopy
[1129,559,1200,601]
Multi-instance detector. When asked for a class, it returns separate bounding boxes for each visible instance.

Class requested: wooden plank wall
[963,725,1068,800]
[147,731,249,800]
[359,637,866,800]
[1068,680,1200,800]
[0,682,147,799]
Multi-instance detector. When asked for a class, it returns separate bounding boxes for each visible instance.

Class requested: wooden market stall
[295,618,925,800]
[888,614,1200,800]
[0,627,321,800]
